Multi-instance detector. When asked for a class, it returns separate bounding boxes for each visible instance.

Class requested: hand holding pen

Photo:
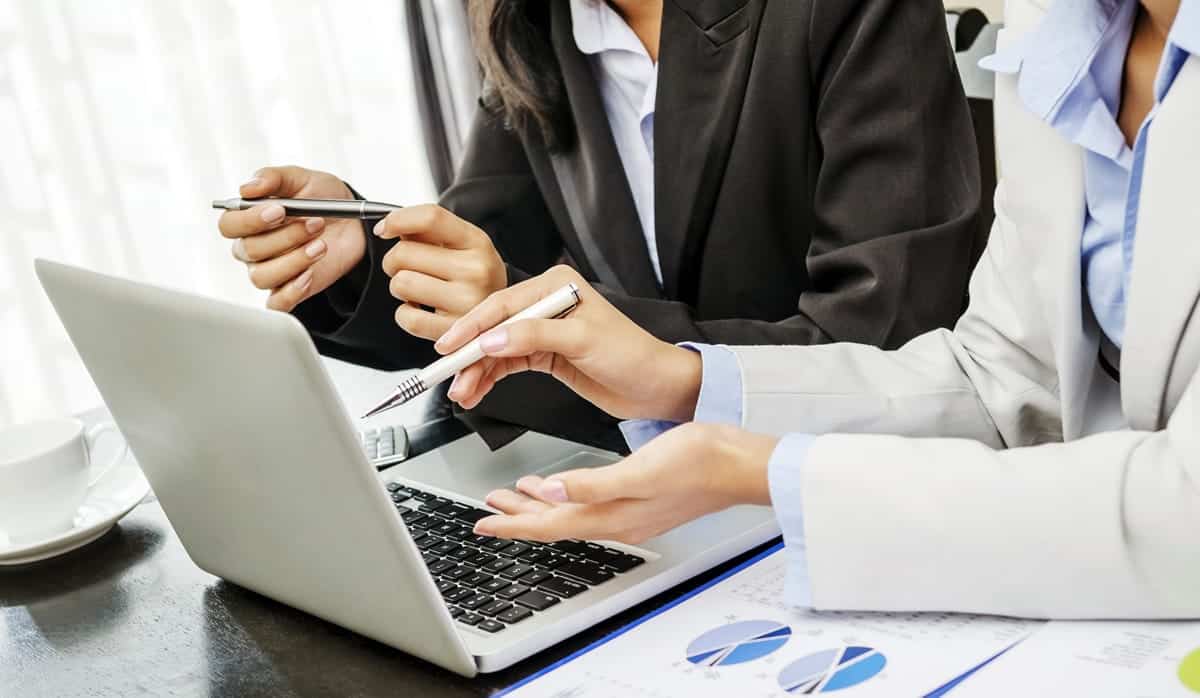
[432,265,706,424]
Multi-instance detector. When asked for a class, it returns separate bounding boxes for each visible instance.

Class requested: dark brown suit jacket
[295,0,984,451]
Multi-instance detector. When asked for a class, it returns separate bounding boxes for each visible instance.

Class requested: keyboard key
[401,510,429,526]
[477,620,505,633]
[556,560,614,585]
[444,503,471,519]
[410,530,429,543]
[496,606,533,624]
[436,580,457,594]
[514,590,560,611]
[431,541,461,556]
[590,548,626,568]
[495,584,530,600]
[416,535,440,551]
[457,612,483,626]
[519,569,552,586]
[422,552,439,565]
[466,552,497,567]
[429,521,458,537]
[429,559,457,575]
[605,554,646,573]
[468,534,494,547]
[447,606,465,618]
[412,491,437,502]
[499,563,535,580]
[484,539,516,553]
[420,497,454,513]
[479,600,514,617]
[444,587,474,603]
[518,548,553,565]
[483,558,515,574]
[455,508,493,524]
[447,546,476,561]
[386,482,403,492]
[539,577,587,598]
[550,540,591,557]
[480,578,511,594]
[443,566,472,581]
[458,594,492,611]
[539,555,568,570]
[498,542,532,558]
[463,572,493,587]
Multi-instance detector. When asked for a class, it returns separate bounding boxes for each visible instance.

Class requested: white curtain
[0,0,436,427]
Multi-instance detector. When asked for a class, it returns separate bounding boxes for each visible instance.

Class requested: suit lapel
[654,0,761,299]
[547,2,662,298]
[1120,59,1200,430]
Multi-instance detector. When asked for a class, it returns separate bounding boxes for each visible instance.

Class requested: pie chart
[685,620,793,666]
[778,646,887,694]
[1180,648,1200,693]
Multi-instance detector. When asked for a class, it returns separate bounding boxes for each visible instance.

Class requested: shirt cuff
[768,433,816,607]
[618,343,745,452]
[680,343,744,427]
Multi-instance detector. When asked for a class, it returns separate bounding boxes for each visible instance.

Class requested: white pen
[360,283,582,419]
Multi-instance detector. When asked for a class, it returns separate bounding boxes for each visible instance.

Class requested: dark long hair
[468,0,574,149]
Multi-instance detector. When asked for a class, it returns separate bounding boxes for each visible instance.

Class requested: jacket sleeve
[577,0,982,348]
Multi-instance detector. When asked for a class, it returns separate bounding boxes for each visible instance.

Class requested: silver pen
[361,283,582,419]
[212,197,403,219]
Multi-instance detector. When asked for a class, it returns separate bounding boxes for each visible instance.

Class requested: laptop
[36,259,779,676]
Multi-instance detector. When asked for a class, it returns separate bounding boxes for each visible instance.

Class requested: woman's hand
[218,166,367,311]
[375,205,508,340]
[473,423,778,544]
[435,265,703,422]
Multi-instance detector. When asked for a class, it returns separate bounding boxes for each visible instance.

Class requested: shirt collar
[570,0,648,58]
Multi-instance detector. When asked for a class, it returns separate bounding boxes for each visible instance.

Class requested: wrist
[711,426,776,506]
[656,343,702,422]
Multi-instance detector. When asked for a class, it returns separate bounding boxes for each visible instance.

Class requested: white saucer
[0,455,150,565]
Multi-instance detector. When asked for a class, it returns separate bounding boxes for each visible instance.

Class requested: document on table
[957,620,1200,697]
[501,545,1041,697]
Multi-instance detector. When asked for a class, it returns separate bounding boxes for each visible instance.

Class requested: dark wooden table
[0,395,773,697]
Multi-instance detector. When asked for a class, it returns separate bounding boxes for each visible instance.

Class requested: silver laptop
[36,259,779,677]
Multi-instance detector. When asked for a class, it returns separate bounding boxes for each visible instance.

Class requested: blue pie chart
[685,620,792,666]
[778,646,887,693]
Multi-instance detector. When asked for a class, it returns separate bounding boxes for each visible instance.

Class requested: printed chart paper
[503,549,1040,697]
[957,620,1200,697]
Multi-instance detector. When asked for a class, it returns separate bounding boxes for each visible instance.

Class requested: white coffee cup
[0,417,129,545]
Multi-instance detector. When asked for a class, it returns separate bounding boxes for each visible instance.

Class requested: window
[0,0,435,426]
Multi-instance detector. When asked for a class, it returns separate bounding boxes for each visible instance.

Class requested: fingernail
[240,176,262,190]
[541,479,568,503]
[305,218,324,234]
[480,328,508,353]
[294,269,313,292]
[232,238,247,261]
[447,374,463,400]
[261,204,285,223]
[305,239,326,259]
[373,219,386,237]
[473,519,496,536]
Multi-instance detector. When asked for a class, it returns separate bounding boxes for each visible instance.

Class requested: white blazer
[731,0,1200,619]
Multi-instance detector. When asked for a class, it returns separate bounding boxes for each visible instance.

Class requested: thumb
[547,457,655,504]
[241,165,310,198]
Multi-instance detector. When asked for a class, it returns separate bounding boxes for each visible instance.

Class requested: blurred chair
[404,0,481,193]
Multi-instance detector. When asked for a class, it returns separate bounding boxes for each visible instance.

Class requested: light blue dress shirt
[569,0,663,284]
[621,0,1200,608]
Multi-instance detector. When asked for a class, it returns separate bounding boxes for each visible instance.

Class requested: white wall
[961,0,1004,20]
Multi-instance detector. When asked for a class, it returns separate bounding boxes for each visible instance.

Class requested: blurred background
[0,0,436,426]
[0,0,1002,429]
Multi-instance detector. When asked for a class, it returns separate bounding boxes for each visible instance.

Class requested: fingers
[246,238,326,290]
[546,460,655,505]
[476,318,590,360]
[388,270,482,315]
[393,303,455,341]
[483,488,551,515]
[380,239,463,280]
[373,204,483,249]
[473,503,629,543]
[436,265,581,354]
[241,165,312,199]
[218,202,288,239]
[265,269,315,312]
[232,218,324,262]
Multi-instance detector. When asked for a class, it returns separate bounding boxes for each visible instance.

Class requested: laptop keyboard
[386,481,646,634]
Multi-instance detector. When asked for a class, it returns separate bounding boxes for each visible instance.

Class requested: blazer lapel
[654,0,761,299]
[547,2,662,298]
[1121,59,1200,430]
